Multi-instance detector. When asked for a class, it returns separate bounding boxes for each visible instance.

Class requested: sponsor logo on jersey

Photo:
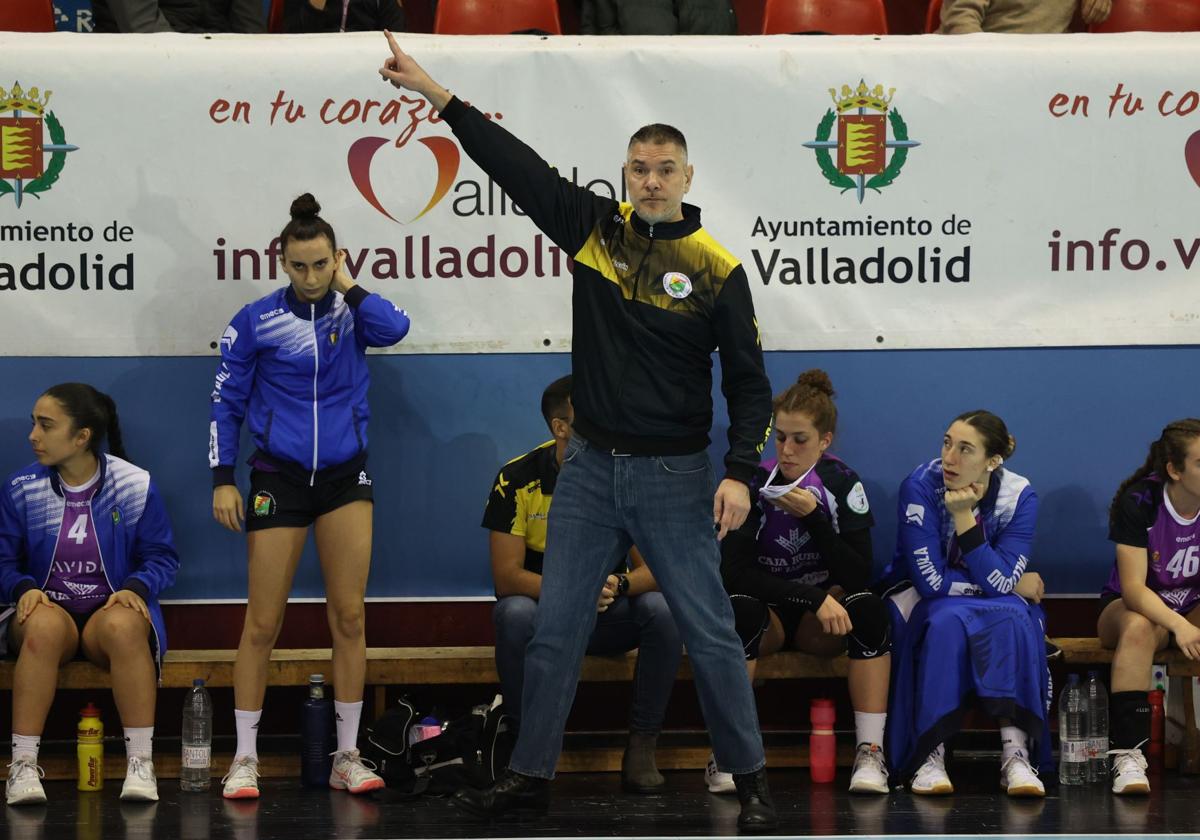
[259,307,286,321]
[774,527,811,556]
[802,80,920,205]
[663,272,693,299]
[252,491,276,517]
[847,481,869,514]
[64,581,99,596]
[10,473,36,486]
[905,503,925,526]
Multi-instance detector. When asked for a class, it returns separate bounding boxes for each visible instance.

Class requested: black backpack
[362,695,515,796]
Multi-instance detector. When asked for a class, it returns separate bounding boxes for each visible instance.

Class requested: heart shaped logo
[1187,130,1200,189]
[347,135,460,223]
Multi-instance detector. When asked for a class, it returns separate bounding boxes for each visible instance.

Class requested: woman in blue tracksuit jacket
[1,383,179,806]
[209,194,410,799]
[884,410,1051,799]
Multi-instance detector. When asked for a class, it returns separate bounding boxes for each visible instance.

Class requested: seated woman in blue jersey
[210,194,410,800]
[1,384,179,806]
[886,410,1048,798]
[1099,419,1200,797]
[719,370,891,795]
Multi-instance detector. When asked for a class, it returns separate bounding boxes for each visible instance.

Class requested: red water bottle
[810,698,836,783]
[1148,689,1165,773]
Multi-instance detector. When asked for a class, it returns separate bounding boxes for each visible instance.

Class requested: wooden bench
[6,638,1199,777]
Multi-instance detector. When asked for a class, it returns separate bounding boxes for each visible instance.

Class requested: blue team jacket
[209,284,411,485]
[0,455,180,664]
[885,458,1039,598]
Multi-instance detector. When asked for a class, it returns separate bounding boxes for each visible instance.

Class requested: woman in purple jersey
[1099,419,1200,796]
[717,370,892,795]
[1,384,179,806]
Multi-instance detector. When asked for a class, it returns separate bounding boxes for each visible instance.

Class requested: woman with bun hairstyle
[885,410,1050,798]
[209,194,410,799]
[2,384,179,805]
[716,370,892,795]
[1098,419,1200,796]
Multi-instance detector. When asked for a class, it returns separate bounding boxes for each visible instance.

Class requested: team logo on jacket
[847,481,869,514]
[111,508,121,525]
[0,83,79,207]
[663,272,693,299]
[802,81,920,204]
[252,491,276,517]
[905,503,925,526]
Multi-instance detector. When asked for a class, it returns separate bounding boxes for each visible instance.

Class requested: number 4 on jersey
[67,513,89,545]
[1166,545,1200,579]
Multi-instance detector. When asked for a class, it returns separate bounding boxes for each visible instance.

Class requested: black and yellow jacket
[441,97,771,485]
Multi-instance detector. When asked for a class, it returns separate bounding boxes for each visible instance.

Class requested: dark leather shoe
[450,769,550,819]
[733,769,777,833]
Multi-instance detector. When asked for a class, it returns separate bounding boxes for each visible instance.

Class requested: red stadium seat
[733,0,765,34]
[1090,0,1200,32]
[434,0,562,34]
[0,0,55,32]
[762,0,888,34]
[925,0,942,32]
[267,0,284,33]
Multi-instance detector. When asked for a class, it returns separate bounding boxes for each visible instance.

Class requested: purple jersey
[44,472,112,615]
[1106,475,1200,614]
[752,455,872,586]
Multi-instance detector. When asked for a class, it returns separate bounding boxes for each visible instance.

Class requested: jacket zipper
[310,303,319,487]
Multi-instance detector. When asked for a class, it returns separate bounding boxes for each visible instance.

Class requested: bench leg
[373,684,386,716]
[1183,678,1200,774]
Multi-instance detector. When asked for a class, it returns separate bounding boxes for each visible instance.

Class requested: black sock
[1110,691,1150,753]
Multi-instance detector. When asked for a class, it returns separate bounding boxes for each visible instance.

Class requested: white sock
[11,734,40,762]
[854,712,886,749]
[1000,725,1028,761]
[124,726,154,759]
[334,700,363,753]
[234,709,262,760]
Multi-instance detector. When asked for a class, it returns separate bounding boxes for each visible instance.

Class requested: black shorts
[4,605,98,657]
[245,466,374,531]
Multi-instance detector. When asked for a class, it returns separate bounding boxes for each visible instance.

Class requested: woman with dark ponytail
[885,410,1050,798]
[717,370,891,795]
[1,384,179,805]
[1098,419,1200,796]
[209,194,410,799]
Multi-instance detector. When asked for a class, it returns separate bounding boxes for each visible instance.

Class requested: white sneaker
[5,757,46,806]
[910,749,953,795]
[222,755,261,800]
[1109,748,1150,795]
[848,743,889,793]
[999,752,1045,797]
[328,749,385,794]
[703,753,736,794]
[120,755,159,802]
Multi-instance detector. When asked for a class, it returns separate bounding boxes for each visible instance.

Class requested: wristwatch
[615,573,630,597]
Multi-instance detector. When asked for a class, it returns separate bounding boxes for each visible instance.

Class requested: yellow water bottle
[77,703,104,791]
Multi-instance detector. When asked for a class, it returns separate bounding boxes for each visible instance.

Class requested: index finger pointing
[384,29,402,54]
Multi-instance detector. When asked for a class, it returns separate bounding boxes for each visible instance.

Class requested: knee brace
[842,591,891,660]
[729,594,770,660]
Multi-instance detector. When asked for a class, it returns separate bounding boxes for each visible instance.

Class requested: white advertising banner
[1,31,1198,355]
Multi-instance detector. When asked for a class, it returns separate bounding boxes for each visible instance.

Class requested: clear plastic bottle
[181,678,213,792]
[1085,670,1109,784]
[1058,673,1087,785]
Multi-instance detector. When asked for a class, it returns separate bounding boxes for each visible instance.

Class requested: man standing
[379,33,776,832]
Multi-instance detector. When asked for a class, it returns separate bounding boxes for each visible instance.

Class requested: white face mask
[758,461,817,500]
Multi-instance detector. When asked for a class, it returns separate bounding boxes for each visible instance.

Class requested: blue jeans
[508,435,766,779]
[493,590,681,733]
